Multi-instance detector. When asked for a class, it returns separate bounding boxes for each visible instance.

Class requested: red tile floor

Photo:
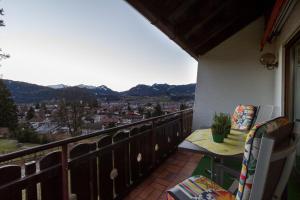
[124,150,203,200]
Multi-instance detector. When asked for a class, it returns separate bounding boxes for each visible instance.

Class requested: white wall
[272,1,300,118]
[193,18,275,129]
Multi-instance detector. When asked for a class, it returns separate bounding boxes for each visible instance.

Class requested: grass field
[0,139,38,154]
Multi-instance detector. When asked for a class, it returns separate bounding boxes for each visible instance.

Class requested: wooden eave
[126,0,275,60]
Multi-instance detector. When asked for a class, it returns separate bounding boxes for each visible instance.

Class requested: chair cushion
[167,175,235,200]
[231,105,257,131]
[236,117,289,200]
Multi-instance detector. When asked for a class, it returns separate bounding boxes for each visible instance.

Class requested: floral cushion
[231,105,257,131]
[167,175,235,200]
[236,117,289,200]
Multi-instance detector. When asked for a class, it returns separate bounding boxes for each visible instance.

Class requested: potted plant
[211,113,231,143]
[224,114,231,138]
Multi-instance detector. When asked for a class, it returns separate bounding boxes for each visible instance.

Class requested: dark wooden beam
[167,0,198,22]
[189,0,263,55]
[184,0,234,39]
[195,14,260,55]
[191,17,241,52]
[173,0,230,37]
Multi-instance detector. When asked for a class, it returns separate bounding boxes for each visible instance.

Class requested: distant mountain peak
[76,84,96,89]
[98,85,109,90]
[47,84,69,89]
[152,83,168,86]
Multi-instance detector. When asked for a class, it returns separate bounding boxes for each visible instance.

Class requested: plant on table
[211,113,231,143]
[224,114,231,138]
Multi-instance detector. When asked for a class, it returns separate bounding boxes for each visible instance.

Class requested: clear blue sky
[0,0,197,91]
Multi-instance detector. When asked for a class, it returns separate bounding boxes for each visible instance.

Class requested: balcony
[0,109,193,200]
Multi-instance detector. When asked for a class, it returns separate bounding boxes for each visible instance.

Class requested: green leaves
[211,112,231,135]
[0,79,18,131]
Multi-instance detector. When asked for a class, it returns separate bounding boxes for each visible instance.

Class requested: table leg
[220,158,224,185]
[210,156,214,181]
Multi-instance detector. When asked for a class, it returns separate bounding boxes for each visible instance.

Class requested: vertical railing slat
[40,151,62,200]
[0,165,22,200]
[113,131,130,198]
[129,127,140,184]
[98,135,114,200]
[25,161,37,200]
[69,143,97,200]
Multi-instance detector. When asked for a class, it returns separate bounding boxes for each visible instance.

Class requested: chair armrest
[215,163,240,179]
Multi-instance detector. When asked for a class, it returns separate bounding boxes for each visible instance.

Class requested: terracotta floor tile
[153,177,170,187]
[148,190,163,200]
[151,182,167,191]
[158,192,167,200]
[125,149,202,200]
[138,186,155,199]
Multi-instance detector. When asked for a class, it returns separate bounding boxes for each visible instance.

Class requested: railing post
[180,111,185,139]
[61,144,69,200]
[151,119,156,166]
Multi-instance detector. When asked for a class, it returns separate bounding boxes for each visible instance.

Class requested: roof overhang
[126,0,275,59]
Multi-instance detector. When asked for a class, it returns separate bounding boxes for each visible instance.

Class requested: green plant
[14,123,49,144]
[211,113,231,142]
[224,114,231,138]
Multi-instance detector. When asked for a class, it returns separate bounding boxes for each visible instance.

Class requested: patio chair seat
[231,105,257,131]
[167,175,235,200]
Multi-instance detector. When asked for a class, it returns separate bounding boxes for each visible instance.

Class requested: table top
[179,129,247,159]
[179,140,243,159]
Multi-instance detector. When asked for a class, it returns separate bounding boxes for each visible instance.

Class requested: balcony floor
[125,150,203,200]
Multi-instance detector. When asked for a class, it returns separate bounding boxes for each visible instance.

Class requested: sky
[0,0,197,91]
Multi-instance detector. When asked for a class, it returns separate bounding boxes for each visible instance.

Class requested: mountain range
[3,79,196,103]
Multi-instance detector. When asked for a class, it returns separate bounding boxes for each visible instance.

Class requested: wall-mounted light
[260,53,278,70]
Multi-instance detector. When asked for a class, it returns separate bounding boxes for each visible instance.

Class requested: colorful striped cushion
[236,117,289,200]
[167,175,235,200]
[231,105,257,131]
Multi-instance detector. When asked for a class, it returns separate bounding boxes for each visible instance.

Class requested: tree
[145,110,152,119]
[89,99,98,108]
[0,48,9,65]
[0,79,18,131]
[35,103,40,109]
[138,106,144,115]
[0,9,9,65]
[69,102,84,136]
[180,103,187,110]
[152,103,163,117]
[55,100,83,136]
[56,99,68,126]
[26,106,35,120]
[41,102,47,111]
[0,10,16,134]
[0,8,4,27]
[14,123,48,144]
[127,102,131,111]
[55,99,72,135]
[15,123,39,143]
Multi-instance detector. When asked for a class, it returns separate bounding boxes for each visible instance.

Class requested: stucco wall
[272,1,300,118]
[193,18,275,129]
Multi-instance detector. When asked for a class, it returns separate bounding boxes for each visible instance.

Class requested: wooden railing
[0,109,193,200]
